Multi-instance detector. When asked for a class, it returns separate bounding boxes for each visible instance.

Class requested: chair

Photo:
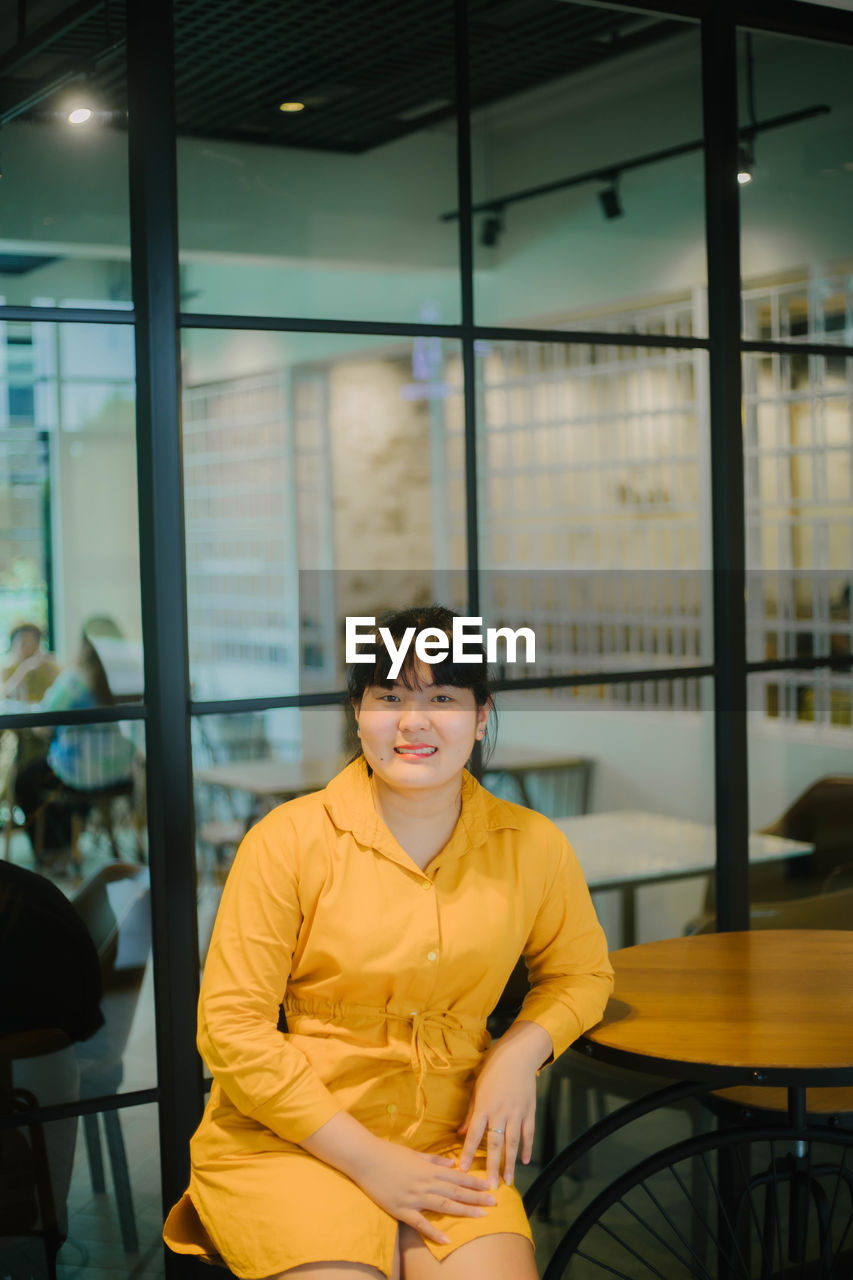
[72,863,152,1254]
[691,882,853,935]
[702,775,853,911]
[0,1028,79,1280]
[482,759,594,818]
[35,777,139,871]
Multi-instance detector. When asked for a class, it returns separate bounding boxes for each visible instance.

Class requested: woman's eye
[432,694,453,703]
[378,693,400,703]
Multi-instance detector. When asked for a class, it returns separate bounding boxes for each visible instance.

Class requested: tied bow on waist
[283,997,488,1137]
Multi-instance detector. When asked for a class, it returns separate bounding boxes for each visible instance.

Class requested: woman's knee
[399,1228,537,1279]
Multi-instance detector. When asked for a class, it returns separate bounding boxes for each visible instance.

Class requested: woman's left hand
[457,1021,553,1188]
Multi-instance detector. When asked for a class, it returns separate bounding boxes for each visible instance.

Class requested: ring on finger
[487,1126,504,1135]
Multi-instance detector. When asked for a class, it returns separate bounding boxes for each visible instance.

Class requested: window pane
[476,340,712,674]
[182,329,464,701]
[485,680,715,948]
[743,351,852,710]
[0,15,130,309]
[195,705,353,966]
[0,321,142,680]
[174,0,460,323]
[469,6,706,335]
[0,1100,162,1273]
[747,673,853,919]
[739,32,853,342]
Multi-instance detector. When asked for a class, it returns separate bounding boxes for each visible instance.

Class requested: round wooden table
[527,932,853,1280]
[584,930,853,1089]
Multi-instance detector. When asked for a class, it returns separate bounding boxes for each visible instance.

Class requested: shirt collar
[322,756,522,869]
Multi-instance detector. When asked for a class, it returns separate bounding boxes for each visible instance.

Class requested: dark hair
[77,635,114,707]
[10,623,41,646]
[345,604,496,762]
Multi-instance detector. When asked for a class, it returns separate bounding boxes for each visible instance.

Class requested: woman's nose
[398,700,430,730]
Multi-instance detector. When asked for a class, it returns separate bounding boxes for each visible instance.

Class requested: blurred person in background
[13,630,135,873]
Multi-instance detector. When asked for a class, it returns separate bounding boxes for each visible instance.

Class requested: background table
[526,932,853,1279]
[556,810,814,945]
[195,746,592,810]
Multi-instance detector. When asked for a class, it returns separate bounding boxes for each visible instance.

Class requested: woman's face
[353,676,489,795]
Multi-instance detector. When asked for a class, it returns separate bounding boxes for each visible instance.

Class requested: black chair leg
[103,1109,138,1254]
[83,1112,106,1193]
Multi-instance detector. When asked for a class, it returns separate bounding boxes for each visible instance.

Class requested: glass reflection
[0,1098,162,1272]
[0,320,142,679]
[195,705,353,965]
[175,0,459,321]
[747,672,853,921]
[739,31,853,341]
[469,7,705,333]
[1,712,152,1103]
[494,682,714,948]
[182,329,464,701]
[0,36,130,311]
[475,340,712,679]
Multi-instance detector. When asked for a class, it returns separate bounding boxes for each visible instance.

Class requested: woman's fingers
[501,1121,522,1186]
[406,1212,450,1246]
[418,1153,456,1167]
[520,1111,536,1166]
[485,1123,507,1188]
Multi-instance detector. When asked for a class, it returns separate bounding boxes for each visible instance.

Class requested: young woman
[164,605,613,1279]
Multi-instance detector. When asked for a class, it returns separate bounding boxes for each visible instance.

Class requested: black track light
[598,181,623,221]
[480,207,504,247]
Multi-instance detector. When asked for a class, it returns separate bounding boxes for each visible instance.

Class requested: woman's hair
[345,604,496,762]
[77,635,115,707]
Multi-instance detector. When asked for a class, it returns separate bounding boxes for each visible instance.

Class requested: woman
[14,631,136,870]
[165,605,613,1279]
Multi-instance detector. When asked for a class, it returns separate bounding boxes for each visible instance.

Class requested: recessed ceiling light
[279,101,305,113]
[68,107,93,125]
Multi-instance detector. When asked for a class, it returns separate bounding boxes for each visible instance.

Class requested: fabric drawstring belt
[283,997,487,1138]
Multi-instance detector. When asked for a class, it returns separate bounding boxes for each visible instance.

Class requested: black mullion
[126,0,202,1241]
[742,339,853,360]
[0,1086,159,1132]
[180,310,707,350]
[0,306,136,324]
[455,0,479,619]
[189,651,850,720]
[702,5,749,933]
[0,702,146,731]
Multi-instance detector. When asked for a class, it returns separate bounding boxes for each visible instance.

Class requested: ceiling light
[279,101,305,113]
[598,183,623,220]
[737,145,754,185]
[68,107,93,125]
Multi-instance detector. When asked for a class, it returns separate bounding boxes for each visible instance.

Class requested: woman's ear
[476,698,491,739]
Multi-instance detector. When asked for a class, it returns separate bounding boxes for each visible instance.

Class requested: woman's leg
[399,1226,538,1279]
[260,1232,401,1280]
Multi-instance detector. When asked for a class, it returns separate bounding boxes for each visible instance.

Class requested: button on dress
[164,759,613,1278]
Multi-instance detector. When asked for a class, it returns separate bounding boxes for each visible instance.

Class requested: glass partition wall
[2,2,852,1274]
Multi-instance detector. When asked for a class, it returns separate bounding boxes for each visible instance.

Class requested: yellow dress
[164,758,613,1278]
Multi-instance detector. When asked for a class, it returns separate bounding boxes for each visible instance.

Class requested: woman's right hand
[350,1138,497,1245]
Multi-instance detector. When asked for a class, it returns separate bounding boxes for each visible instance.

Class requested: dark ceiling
[0,0,686,153]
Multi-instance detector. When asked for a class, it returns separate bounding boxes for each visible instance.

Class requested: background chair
[72,863,151,1255]
[702,775,853,910]
[0,1028,79,1280]
[482,759,594,819]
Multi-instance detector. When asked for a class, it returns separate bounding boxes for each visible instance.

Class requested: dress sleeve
[197,810,343,1144]
[514,829,614,1061]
